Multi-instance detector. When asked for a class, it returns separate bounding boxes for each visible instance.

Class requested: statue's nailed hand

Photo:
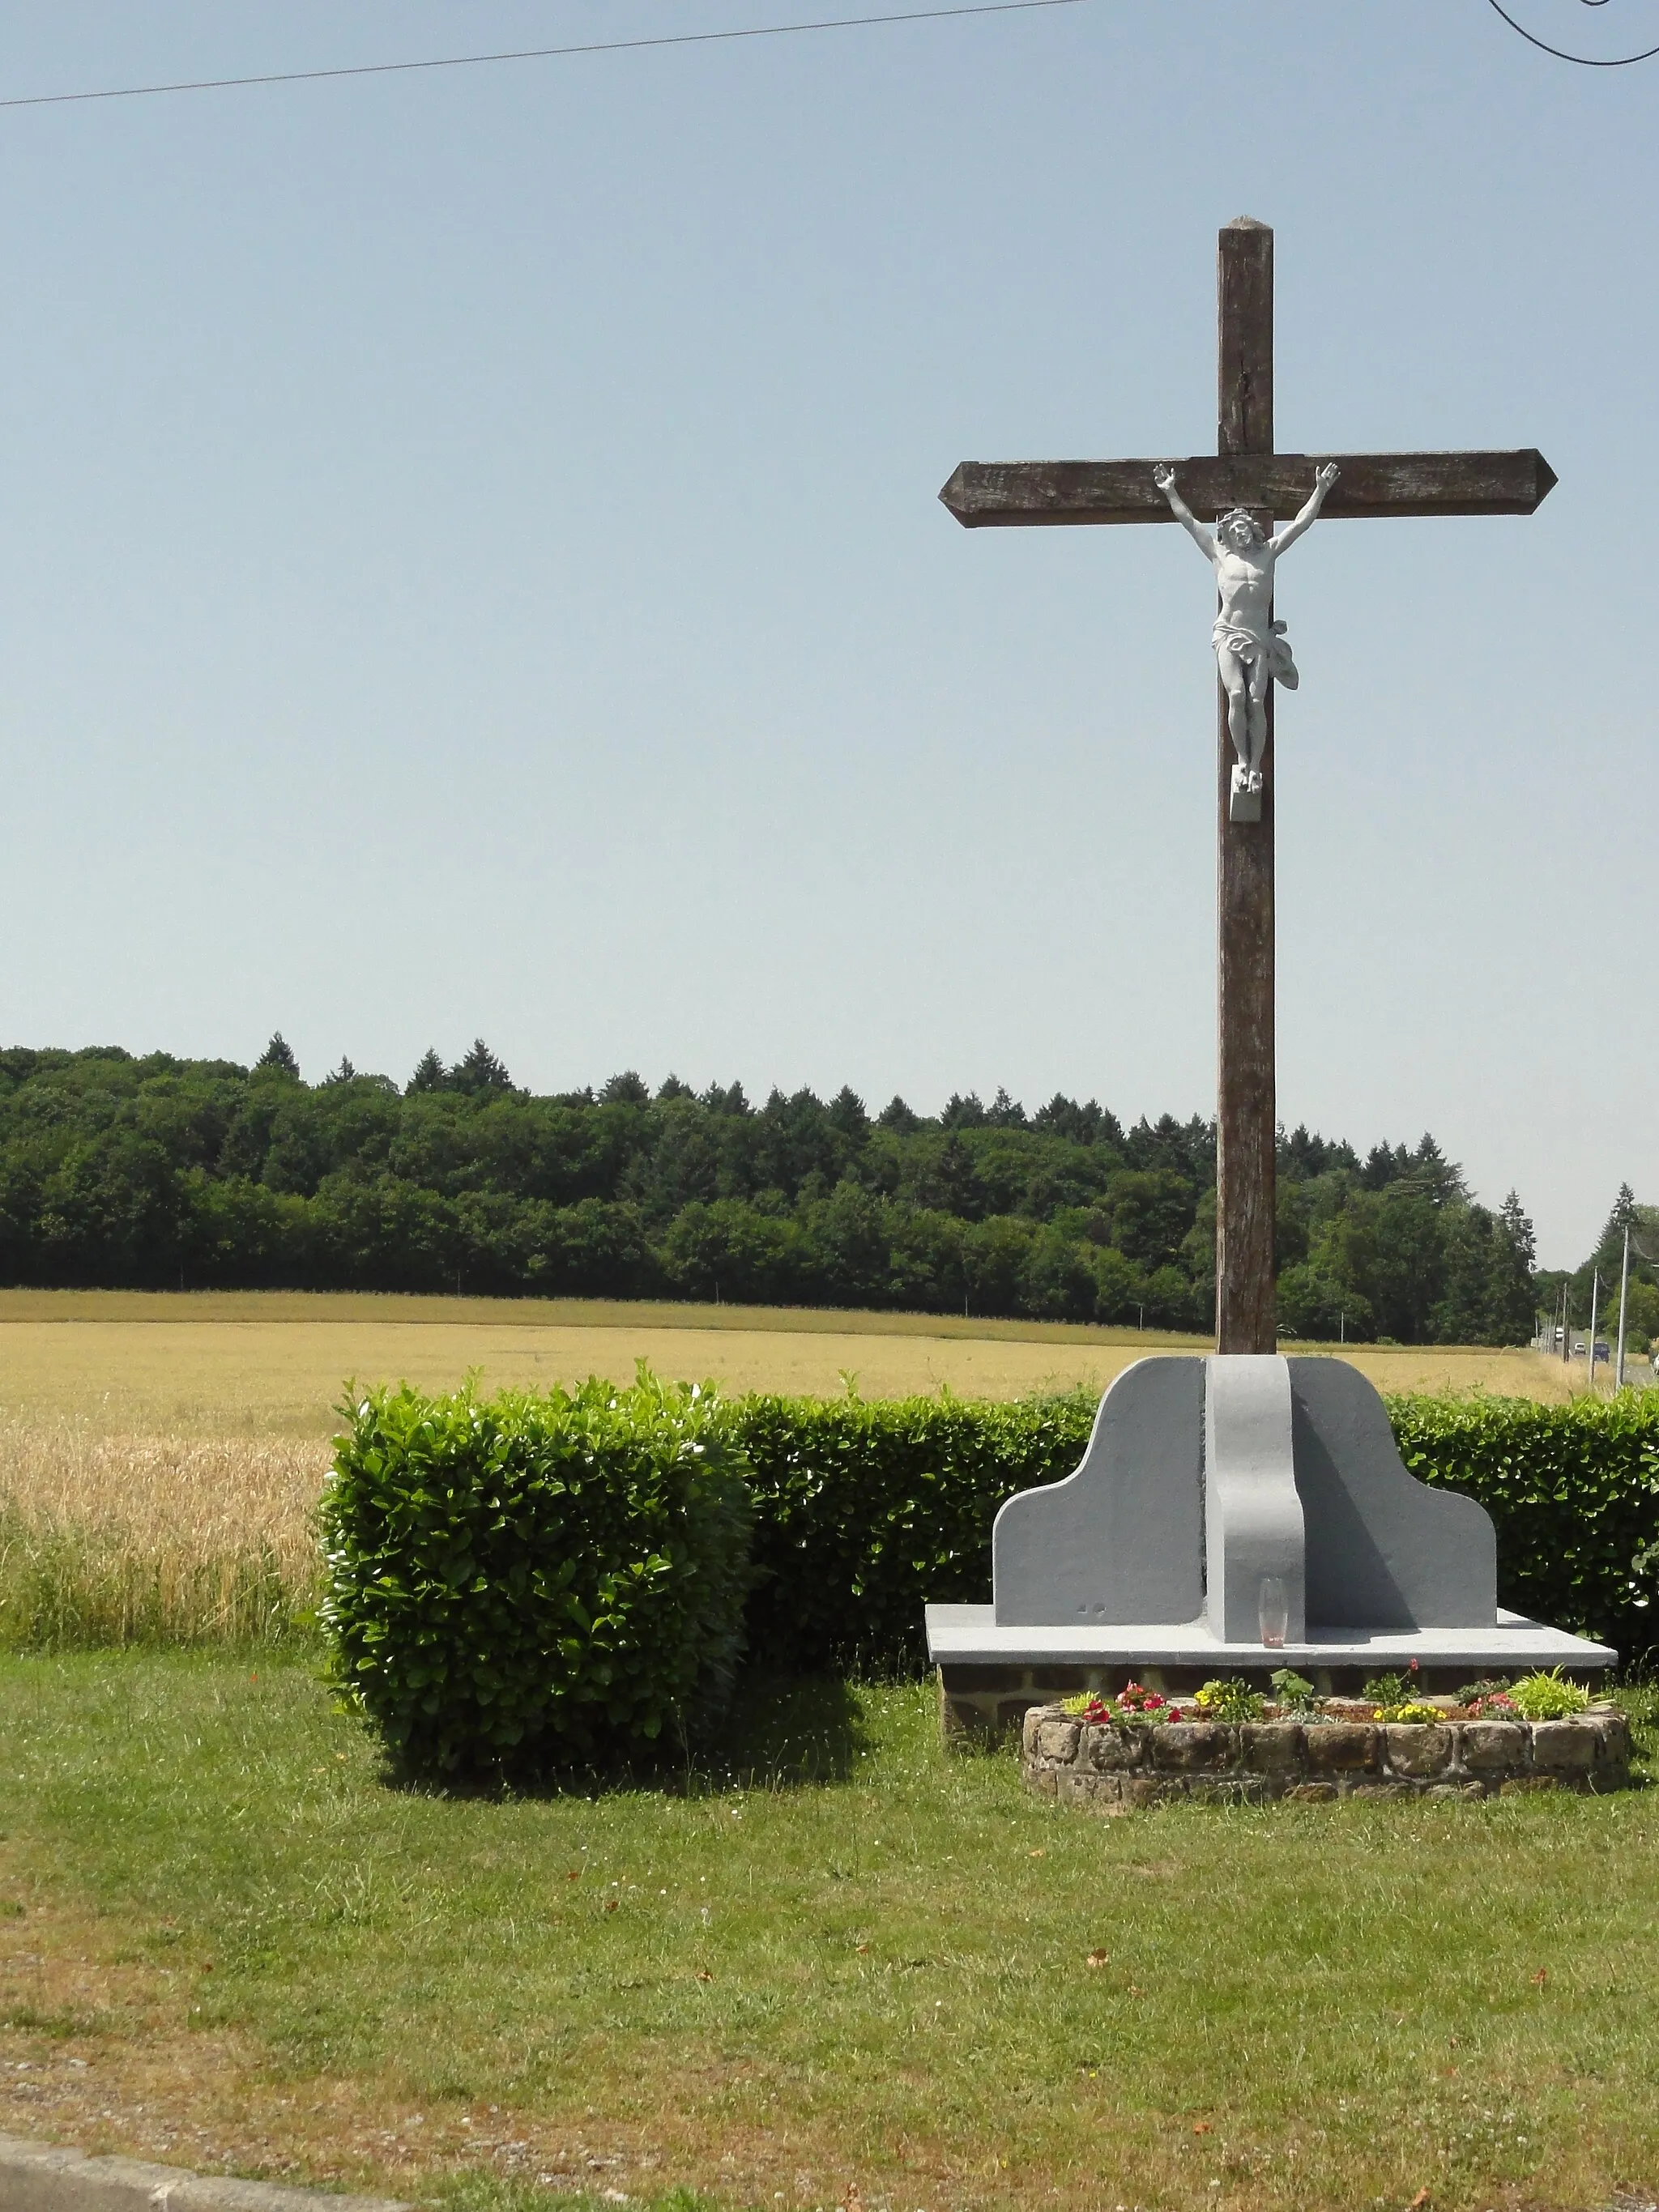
[1153,463,1176,493]
[1314,461,1341,493]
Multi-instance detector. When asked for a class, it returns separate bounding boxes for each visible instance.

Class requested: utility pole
[1616,1224,1631,1391]
[1586,1268,1600,1389]
[1561,1279,1571,1365]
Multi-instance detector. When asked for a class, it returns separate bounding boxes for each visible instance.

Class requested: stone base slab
[1021,1704,1631,1809]
[936,1632,1615,1745]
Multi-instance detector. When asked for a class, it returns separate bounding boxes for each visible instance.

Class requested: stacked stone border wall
[1021,1705,1631,1808]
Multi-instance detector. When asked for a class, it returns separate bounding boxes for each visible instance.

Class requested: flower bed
[1021,1673,1631,1809]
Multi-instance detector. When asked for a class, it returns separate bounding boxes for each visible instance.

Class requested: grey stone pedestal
[925,1355,1614,1741]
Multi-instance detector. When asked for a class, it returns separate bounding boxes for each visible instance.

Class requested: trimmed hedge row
[733,1387,1659,1673]
[1392,1390,1659,1666]
[735,1391,1097,1673]
[320,1376,1659,1774]
[735,1388,1659,1673]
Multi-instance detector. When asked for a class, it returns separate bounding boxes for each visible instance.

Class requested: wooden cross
[940,216,1556,1356]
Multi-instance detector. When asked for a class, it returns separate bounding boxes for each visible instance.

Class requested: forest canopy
[0,1038,1542,1344]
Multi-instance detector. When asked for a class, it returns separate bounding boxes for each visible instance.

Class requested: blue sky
[2,2,1655,1267]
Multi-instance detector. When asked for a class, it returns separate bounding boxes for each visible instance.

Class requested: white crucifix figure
[1153,458,1340,809]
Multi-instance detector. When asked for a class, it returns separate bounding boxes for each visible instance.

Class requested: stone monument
[928,1353,1614,1739]
[926,224,1611,1734]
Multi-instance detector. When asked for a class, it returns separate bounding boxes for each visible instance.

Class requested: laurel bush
[319,1368,753,1776]
[1388,1390,1659,1662]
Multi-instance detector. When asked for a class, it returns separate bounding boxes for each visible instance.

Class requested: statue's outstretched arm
[1153,465,1216,562]
[1273,461,1340,554]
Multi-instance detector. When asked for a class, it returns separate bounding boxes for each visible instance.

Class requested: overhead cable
[0,0,1087,112]
[1484,0,1659,64]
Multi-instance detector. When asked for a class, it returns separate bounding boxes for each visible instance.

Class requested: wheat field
[0,1421,327,1648]
[0,1286,1585,1434]
[0,1288,1591,1647]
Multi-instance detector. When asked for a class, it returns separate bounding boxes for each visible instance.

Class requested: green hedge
[1388,1391,1659,1664]
[733,1391,1097,1673]
[728,1388,1659,1673]
[320,1370,753,1775]
[321,1379,1659,1775]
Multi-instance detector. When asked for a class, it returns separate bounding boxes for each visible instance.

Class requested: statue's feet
[1228,764,1262,825]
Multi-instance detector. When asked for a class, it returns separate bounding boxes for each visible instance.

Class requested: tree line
[0,1036,1540,1343]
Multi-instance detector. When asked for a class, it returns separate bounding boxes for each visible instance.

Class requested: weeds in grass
[1617,1678,1659,1774]
[0,1422,326,1648]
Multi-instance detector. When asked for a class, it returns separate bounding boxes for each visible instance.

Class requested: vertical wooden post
[1214,217,1277,1353]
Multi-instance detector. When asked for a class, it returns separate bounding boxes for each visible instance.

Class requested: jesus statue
[1153,459,1340,803]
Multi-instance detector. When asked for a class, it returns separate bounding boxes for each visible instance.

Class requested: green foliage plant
[1361,1666,1422,1710]
[1269,1666,1320,1715]
[314,1379,1659,1688]
[1508,1668,1592,1721]
[318,1366,753,1776]
[1192,1676,1267,1723]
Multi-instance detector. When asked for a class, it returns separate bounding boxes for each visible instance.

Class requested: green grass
[2,1658,1658,2212]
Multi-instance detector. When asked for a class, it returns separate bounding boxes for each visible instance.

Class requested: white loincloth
[1212,616,1299,691]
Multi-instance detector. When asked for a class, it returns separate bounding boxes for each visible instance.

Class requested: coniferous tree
[255,1033,301,1080]
[598,1071,650,1106]
[827,1086,870,1140]
[453,1039,513,1096]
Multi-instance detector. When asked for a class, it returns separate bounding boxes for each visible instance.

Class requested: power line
[1485,0,1659,64]
[0,0,1088,113]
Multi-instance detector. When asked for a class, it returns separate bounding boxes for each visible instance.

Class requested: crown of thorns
[1216,508,1263,538]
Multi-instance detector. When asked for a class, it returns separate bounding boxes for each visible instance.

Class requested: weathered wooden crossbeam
[940,449,1557,528]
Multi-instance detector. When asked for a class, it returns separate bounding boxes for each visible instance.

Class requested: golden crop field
[0,1289,1593,1650]
[0,1285,1584,1436]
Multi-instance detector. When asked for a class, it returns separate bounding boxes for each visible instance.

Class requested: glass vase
[1258,1576,1289,1648]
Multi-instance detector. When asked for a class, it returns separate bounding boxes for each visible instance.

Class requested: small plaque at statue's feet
[1229,764,1262,823]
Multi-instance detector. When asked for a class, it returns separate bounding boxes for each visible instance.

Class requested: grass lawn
[2,1656,1657,2212]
